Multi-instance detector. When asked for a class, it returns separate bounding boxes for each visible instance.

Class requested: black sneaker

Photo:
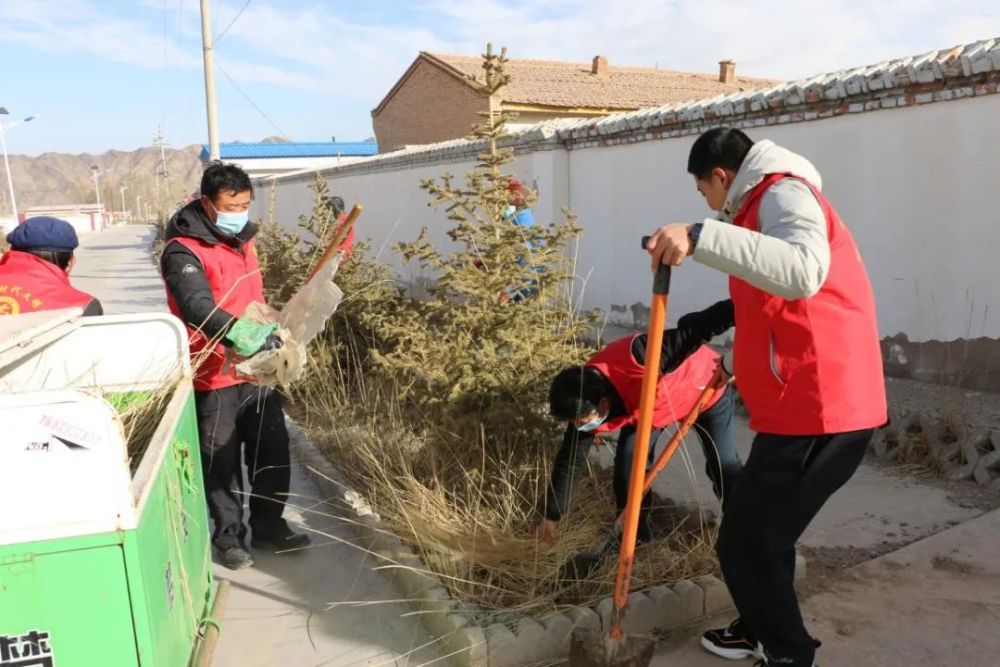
[219,546,255,570]
[701,618,763,660]
[251,525,312,552]
[752,640,822,666]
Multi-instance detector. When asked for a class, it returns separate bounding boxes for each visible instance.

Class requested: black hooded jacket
[160,200,258,345]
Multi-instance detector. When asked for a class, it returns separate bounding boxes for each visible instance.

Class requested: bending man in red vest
[161,162,309,571]
[646,128,887,667]
[0,216,102,316]
[537,300,742,544]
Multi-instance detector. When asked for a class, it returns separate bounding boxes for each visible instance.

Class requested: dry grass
[107,375,183,472]
[886,411,969,477]
[290,343,719,619]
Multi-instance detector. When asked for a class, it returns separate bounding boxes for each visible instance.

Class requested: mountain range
[2,145,204,218]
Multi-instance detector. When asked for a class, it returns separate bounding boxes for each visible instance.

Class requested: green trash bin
[0,308,224,666]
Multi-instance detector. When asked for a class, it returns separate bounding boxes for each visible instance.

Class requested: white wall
[255,94,1000,343]
[254,150,567,293]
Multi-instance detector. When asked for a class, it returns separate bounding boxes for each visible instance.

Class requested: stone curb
[286,419,807,667]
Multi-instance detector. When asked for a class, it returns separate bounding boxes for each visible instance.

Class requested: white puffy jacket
[692,140,830,300]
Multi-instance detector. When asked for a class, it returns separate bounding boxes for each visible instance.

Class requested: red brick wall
[373,61,489,152]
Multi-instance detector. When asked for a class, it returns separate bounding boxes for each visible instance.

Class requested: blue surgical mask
[577,412,607,432]
[501,205,517,219]
[209,201,249,235]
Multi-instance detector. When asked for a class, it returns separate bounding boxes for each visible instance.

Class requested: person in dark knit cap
[0,216,102,316]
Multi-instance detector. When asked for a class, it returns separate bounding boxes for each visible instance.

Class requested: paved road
[73,224,446,666]
[72,225,168,314]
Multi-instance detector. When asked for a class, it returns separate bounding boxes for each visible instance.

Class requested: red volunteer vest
[586,337,721,434]
[730,173,887,435]
[164,236,265,392]
[0,250,95,315]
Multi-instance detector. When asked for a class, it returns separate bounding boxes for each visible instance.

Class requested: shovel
[567,235,672,667]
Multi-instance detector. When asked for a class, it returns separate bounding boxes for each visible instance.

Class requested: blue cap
[6,216,80,252]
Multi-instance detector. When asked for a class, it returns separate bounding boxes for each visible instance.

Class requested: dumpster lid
[0,307,82,370]
[0,389,136,544]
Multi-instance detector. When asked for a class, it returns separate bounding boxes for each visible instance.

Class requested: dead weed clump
[885,411,969,477]
[293,361,718,615]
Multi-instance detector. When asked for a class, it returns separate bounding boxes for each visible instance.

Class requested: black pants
[195,384,292,550]
[614,386,742,541]
[717,428,875,666]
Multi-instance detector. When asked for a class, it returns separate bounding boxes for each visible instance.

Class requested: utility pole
[153,127,169,221]
[200,0,220,160]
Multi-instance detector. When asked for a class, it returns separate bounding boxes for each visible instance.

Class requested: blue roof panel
[200,141,378,160]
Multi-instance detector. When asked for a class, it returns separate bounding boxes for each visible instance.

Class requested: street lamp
[90,165,103,230]
[0,108,37,224]
[119,184,128,224]
[90,165,102,207]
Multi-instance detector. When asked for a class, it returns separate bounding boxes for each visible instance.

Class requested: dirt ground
[642,378,1000,667]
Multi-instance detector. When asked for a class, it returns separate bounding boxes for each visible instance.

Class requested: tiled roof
[556,37,1000,140]
[425,53,776,110]
[201,141,378,160]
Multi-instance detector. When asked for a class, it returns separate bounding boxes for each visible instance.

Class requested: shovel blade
[569,628,655,667]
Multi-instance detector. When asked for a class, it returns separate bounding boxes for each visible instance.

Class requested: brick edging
[286,419,806,666]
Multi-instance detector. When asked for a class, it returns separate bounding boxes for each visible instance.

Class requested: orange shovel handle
[610,240,671,638]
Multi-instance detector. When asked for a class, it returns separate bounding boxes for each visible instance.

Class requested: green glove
[225,316,279,357]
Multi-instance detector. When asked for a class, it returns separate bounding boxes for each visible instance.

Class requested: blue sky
[1,0,997,156]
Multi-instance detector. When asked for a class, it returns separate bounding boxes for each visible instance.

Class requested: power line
[214,0,251,44]
[214,57,289,138]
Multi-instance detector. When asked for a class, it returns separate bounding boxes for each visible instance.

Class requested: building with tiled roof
[372,51,775,153]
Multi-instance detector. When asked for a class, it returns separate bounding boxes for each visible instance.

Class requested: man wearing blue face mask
[536,300,742,544]
[160,161,309,570]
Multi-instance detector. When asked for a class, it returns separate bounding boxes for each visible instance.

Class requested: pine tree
[372,44,592,449]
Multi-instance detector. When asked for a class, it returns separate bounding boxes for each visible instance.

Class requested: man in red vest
[646,128,887,667]
[537,300,741,543]
[0,216,102,316]
[161,162,309,570]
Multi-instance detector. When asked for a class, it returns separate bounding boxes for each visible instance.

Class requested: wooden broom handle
[305,203,362,283]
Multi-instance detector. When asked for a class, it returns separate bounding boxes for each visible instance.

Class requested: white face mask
[208,200,249,235]
[577,412,607,432]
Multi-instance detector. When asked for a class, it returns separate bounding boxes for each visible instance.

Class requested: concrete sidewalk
[72,225,167,314]
[72,225,447,667]
[212,465,445,667]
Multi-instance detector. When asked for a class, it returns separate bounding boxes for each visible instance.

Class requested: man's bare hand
[646,223,693,270]
[535,518,558,544]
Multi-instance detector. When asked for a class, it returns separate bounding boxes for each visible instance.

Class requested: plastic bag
[235,254,345,387]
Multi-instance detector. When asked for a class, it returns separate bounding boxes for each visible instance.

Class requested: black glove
[259,333,284,353]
